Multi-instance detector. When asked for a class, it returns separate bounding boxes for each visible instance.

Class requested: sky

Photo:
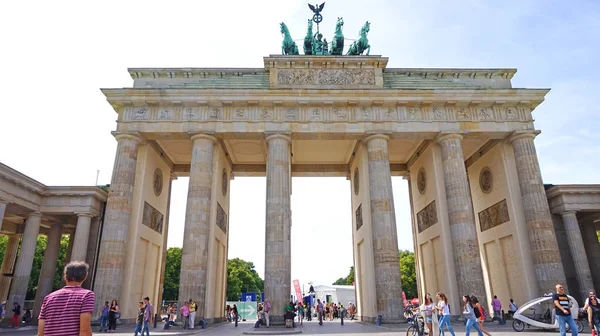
[1,0,599,290]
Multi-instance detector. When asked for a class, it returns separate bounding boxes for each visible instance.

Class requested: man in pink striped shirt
[38,261,95,336]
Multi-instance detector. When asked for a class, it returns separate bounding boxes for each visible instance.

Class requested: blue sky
[0,0,598,287]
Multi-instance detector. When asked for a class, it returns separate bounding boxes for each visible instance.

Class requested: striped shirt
[38,286,95,336]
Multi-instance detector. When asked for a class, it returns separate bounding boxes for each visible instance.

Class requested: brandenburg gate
[95,54,568,323]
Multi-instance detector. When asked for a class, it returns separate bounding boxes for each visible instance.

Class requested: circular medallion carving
[222,169,228,196]
[417,168,426,195]
[353,168,360,195]
[153,168,163,196]
[480,167,493,194]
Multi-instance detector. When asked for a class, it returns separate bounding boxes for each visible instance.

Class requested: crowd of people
[14,257,599,336]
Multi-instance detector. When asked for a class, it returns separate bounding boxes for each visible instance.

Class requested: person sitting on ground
[284,301,297,327]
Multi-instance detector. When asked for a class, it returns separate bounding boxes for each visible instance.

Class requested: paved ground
[0,319,591,335]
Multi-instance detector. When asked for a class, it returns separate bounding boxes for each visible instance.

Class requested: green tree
[332,266,355,285]
[399,250,417,299]
[162,247,182,301]
[597,230,600,243]
[226,258,264,301]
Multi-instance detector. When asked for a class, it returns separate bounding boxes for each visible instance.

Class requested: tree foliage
[597,230,600,243]
[227,258,264,301]
[399,250,417,299]
[0,235,69,300]
[332,266,354,285]
[162,247,182,301]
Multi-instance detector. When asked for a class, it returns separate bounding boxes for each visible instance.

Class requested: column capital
[190,133,217,144]
[111,131,144,144]
[0,198,9,205]
[364,133,390,143]
[265,133,291,143]
[169,172,178,181]
[75,212,94,218]
[561,210,578,217]
[435,132,464,144]
[507,130,541,143]
[28,212,42,219]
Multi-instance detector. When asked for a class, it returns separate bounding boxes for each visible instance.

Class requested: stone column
[71,213,93,261]
[94,133,142,310]
[561,211,594,301]
[0,235,20,302]
[264,134,292,323]
[509,131,566,293]
[436,134,487,302]
[365,134,404,322]
[157,173,175,316]
[7,213,41,317]
[33,224,63,317]
[179,134,216,319]
[581,222,600,291]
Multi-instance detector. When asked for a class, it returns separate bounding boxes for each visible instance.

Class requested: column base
[357,315,407,324]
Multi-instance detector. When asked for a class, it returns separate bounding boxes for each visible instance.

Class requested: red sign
[293,279,302,302]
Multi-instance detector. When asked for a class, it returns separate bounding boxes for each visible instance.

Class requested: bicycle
[407,310,426,336]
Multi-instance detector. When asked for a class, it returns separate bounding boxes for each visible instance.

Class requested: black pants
[108,316,117,330]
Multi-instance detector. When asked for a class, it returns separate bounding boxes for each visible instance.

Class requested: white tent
[313,285,356,306]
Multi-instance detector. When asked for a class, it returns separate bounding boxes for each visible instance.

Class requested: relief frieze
[142,201,163,234]
[478,199,510,232]
[121,104,527,123]
[276,69,376,86]
[417,200,437,233]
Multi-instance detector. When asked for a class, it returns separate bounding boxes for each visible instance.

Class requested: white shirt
[438,301,450,316]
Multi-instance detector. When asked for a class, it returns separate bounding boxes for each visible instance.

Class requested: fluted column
[179,134,216,319]
[71,213,93,261]
[561,211,594,301]
[0,235,20,301]
[264,134,292,323]
[365,134,404,322]
[33,224,63,317]
[509,131,566,294]
[94,133,142,310]
[436,133,486,302]
[7,213,41,318]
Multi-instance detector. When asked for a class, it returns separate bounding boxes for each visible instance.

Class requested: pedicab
[512,294,584,333]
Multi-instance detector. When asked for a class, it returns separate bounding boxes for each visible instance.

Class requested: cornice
[546,185,600,199]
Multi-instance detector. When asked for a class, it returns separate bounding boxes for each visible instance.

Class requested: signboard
[226,301,257,320]
[293,279,302,303]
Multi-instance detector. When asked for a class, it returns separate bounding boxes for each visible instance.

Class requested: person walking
[180,301,190,330]
[436,292,455,336]
[553,284,578,336]
[37,261,95,336]
[423,294,434,335]
[134,302,145,336]
[264,299,271,328]
[142,297,152,336]
[491,295,502,321]
[99,301,109,332]
[463,295,484,336]
[317,299,324,326]
[587,292,600,333]
[296,302,304,325]
[472,297,492,336]
[188,298,197,329]
[339,304,345,325]
[108,299,119,332]
[9,302,20,328]
[508,299,518,318]
[232,304,239,327]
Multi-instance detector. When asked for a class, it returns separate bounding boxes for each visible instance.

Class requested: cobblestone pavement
[0,319,592,336]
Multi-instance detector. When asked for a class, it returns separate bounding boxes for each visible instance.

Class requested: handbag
[114,312,121,319]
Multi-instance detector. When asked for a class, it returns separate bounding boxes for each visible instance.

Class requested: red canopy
[410,298,419,305]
